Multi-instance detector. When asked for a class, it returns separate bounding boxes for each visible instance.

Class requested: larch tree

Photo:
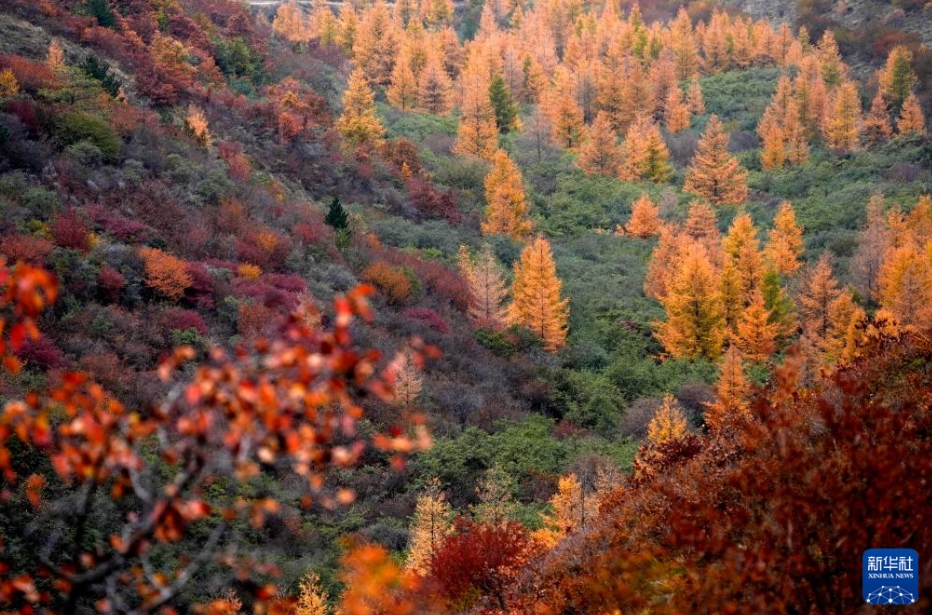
[655,245,725,360]
[684,115,749,205]
[762,269,799,342]
[454,61,499,159]
[758,104,787,170]
[273,0,312,49]
[720,261,744,335]
[723,213,765,304]
[897,93,926,136]
[879,243,932,330]
[352,1,399,86]
[686,75,705,114]
[482,149,533,239]
[625,193,662,238]
[418,55,453,115]
[336,68,385,146]
[647,394,688,446]
[878,45,916,113]
[684,200,723,266]
[390,348,423,408]
[510,236,570,351]
[618,116,673,183]
[458,244,508,328]
[336,4,358,52]
[851,194,890,304]
[546,67,587,149]
[817,30,845,88]
[644,226,689,301]
[704,345,751,432]
[577,112,621,177]
[406,478,454,576]
[822,81,861,151]
[536,473,596,546]
[470,464,518,527]
[296,572,329,615]
[734,290,779,362]
[664,85,691,133]
[387,55,419,111]
[765,201,804,277]
[862,93,893,146]
[47,39,65,71]
[784,99,810,165]
[798,254,842,345]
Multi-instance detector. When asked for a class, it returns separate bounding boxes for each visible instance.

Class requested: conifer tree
[644,226,689,301]
[336,68,385,145]
[686,75,705,115]
[536,473,595,546]
[684,200,723,266]
[734,290,779,362]
[664,85,691,133]
[454,62,499,159]
[851,194,890,304]
[510,236,570,351]
[761,269,798,342]
[273,0,311,48]
[352,1,399,86]
[723,213,764,304]
[470,464,517,527]
[387,57,419,111]
[618,116,673,183]
[798,254,842,344]
[391,349,423,408]
[625,193,662,238]
[458,244,508,328]
[406,478,454,576]
[720,261,744,335]
[325,196,349,230]
[489,74,519,134]
[784,99,810,164]
[577,112,621,177]
[757,105,786,170]
[897,93,926,136]
[878,45,916,113]
[417,55,453,115]
[336,4,358,52]
[823,81,861,151]
[817,30,845,88]
[705,345,751,432]
[482,150,533,239]
[655,246,725,360]
[862,93,893,146]
[879,243,932,330]
[684,115,749,205]
[546,67,586,149]
[647,394,688,446]
[765,201,804,277]
[296,572,329,615]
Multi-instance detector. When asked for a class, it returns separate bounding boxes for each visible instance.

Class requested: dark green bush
[54,113,121,162]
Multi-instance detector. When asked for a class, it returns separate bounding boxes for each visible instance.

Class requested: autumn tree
[704,345,751,432]
[851,195,889,304]
[336,68,385,145]
[757,105,786,170]
[482,149,533,239]
[470,463,517,526]
[0,69,19,100]
[723,213,765,304]
[764,201,804,277]
[509,236,570,351]
[273,0,312,48]
[296,572,329,615]
[577,112,621,176]
[546,66,586,149]
[897,92,926,136]
[664,85,690,133]
[647,394,688,446]
[655,245,725,360]
[878,45,916,113]
[418,55,452,115]
[387,57,419,111]
[390,348,423,408]
[352,1,399,85]
[625,193,662,238]
[536,473,596,546]
[784,99,810,165]
[734,290,779,362]
[822,81,861,151]
[762,269,798,342]
[684,115,749,205]
[185,104,211,147]
[862,93,893,146]
[879,243,932,330]
[406,478,454,576]
[686,75,705,114]
[47,39,65,71]
[458,244,508,328]
[454,61,499,159]
[644,226,689,301]
[798,254,842,346]
[618,115,673,183]
[139,247,192,300]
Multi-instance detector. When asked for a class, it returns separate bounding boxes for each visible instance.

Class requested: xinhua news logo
[863,549,919,605]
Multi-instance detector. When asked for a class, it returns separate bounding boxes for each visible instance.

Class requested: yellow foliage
[481,150,533,239]
[237,263,262,279]
[509,236,569,351]
[647,394,688,446]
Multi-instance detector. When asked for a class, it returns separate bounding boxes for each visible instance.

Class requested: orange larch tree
[664,85,691,133]
[352,1,400,86]
[458,244,509,328]
[757,104,786,170]
[851,194,890,304]
[822,80,861,151]
[509,236,569,351]
[783,99,810,165]
[625,193,663,238]
[798,254,842,346]
[764,201,804,277]
[337,68,386,145]
[644,225,689,301]
[577,112,621,177]
[454,59,499,159]
[686,75,705,115]
[273,0,312,48]
[733,289,779,362]
[897,92,926,136]
[545,66,587,150]
[704,345,752,432]
[618,116,673,183]
[879,243,932,330]
[387,53,419,111]
[647,394,689,446]
[482,149,533,239]
[683,115,749,206]
[862,92,893,146]
[723,213,765,304]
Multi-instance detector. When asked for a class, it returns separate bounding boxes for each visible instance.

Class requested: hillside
[0,0,930,613]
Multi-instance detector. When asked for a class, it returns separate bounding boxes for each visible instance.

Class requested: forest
[0,0,930,612]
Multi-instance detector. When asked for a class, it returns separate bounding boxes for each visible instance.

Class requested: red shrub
[89,206,152,241]
[160,307,208,335]
[185,262,216,309]
[17,336,64,369]
[379,138,423,176]
[376,247,470,311]
[218,141,252,181]
[264,273,306,294]
[427,519,533,610]
[232,278,296,311]
[235,229,291,271]
[50,209,91,251]
[292,220,333,245]
[0,55,55,92]
[407,177,460,223]
[97,266,125,303]
[3,100,40,133]
[0,234,54,264]
[402,307,449,333]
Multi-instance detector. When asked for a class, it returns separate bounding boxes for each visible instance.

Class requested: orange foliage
[625,193,662,238]
[139,247,193,300]
[509,236,569,351]
[362,261,415,304]
[683,115,748,205]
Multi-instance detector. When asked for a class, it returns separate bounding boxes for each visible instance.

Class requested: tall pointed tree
[851,194,890,304]
[458,244,508,328]
[387,56,419,111]
[878,45,916,113]
[762,269,798,342]
[784,99,810,165]
[618,116,673,183]
[734,290,779,362]
[577,112,621,177]
[418,55,453,115]
[489,74,519,134]
[454,61,499,159]
[546,67,586,149]
[757,105,786,170]
[686,76,705,114]
[664,85,691,133]
[705,345,751,432]
[406,478,454,576]
[536,473,596,546]
[862,92,893,146]
[482,150,533,240]
[684,115,749,205]
[764,201,804,277]
[625,193,662,238]
[470,464,517,527]
[879,243,932,330]
[296,572,329,615]
[897,92,926,136]
[822,81,861,151]
[273,0,312,48]
[798,254,842,345]
[723,213,765,304]
[336,68,385,145]
[510,236,570,351]
[655,245,725,360]
[647,394,688,446]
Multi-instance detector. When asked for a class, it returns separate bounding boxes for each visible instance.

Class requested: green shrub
[54,113,121,162]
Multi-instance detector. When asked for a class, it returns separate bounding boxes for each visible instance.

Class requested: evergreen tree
[489,74,519,134]
[897,93,926,136]
[325,196,349,230]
